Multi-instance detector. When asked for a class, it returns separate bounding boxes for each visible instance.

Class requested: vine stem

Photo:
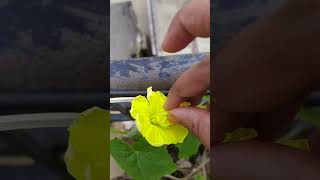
[165,158,210,180]
[202,151,208,180]
[184,158,210,179]
[164,175,181,180]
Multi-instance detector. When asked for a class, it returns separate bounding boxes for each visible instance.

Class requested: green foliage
[201,95,210,103]
[176,133,201,159]
[126,127,142,140]
[110,138,176,180]
[194,173,206,180]
[64,107,109,180]
[296,107,320,128]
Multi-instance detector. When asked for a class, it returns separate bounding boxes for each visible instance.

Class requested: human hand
[162,0,211,149]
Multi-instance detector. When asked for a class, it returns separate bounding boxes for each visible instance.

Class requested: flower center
[150,112,171,128]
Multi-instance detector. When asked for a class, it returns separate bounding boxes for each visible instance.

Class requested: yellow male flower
[130,87,188,147]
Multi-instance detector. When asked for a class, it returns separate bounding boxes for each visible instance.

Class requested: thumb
[168,107,210,149]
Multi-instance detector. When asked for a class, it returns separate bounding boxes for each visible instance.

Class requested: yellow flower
[130,87,188,147]
[276,138,310,152]
[222,128,258,143]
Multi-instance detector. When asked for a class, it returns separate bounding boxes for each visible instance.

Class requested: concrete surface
[110,2,139,60]
[111,0,150,35]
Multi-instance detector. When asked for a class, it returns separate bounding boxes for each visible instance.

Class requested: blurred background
[0,0,107,179]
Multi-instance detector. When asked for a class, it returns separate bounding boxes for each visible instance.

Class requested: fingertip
[161,37,184,53]
[161,26,179,53]
[168,111,178,123]
[161,10,196,53]
[163,102,171,111]
[164,91,185,110]
[163,97,173,110]
[164,102,178,111]
[167,108,182,124]
[161,35,170,52]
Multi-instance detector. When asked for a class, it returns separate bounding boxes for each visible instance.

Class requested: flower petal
[135,113,152,134]
[165,124,189,144]
[143,125,189,147]
[143,125,167,147]
[130,95,150,133]
[130,95,149,120]
[147,87,171,127]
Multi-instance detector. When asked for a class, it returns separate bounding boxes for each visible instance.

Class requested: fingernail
[168,111,177,123]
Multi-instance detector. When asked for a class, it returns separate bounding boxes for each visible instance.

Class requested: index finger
[162,0,210,53]
[164,57,210,110]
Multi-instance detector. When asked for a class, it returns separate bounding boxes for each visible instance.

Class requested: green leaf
[198,96,210,107]
[194,173,206,180]
[125,127,142,140]
[296,107,320,128]
[110,138,176,180]
[64,107,109,180]
[176,133,201,159]
[132,137,155,151]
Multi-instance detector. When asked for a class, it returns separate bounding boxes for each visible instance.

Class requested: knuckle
[176,5,196,35]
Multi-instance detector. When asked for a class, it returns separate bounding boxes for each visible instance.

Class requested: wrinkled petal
[130,96,150,133]
[135,113,152,134]
[143,125,168,147]
[165,124,189,144]
[142,124,188,147]
[130,95,149,120]
[147,87,171,127]
[147,87,167,113]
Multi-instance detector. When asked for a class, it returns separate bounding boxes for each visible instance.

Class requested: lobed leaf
[110,138,176,180]
[176,133,201,159]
